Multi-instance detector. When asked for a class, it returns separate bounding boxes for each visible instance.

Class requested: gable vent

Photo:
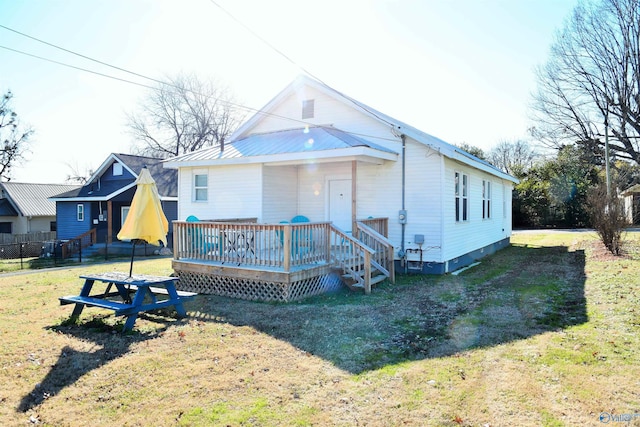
[302,99,315,119]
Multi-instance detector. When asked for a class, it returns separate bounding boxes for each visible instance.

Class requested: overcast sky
[0,0,579,183]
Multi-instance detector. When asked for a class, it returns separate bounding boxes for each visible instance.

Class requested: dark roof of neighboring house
[116,153,177,198]
[0,182,81,216]
[0,198,18,216]
[51,153,177,201]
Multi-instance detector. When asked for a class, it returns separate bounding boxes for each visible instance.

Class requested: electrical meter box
[398,209,407,224]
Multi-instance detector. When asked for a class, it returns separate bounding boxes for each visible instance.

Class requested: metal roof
[0,182,80,217]
[166,126,397,163]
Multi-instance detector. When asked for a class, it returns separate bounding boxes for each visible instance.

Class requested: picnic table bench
[59,272,196,332]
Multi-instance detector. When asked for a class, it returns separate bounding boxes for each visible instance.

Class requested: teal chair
[277,220,289,247]
[290,215,313,256]
[186,215,218,255]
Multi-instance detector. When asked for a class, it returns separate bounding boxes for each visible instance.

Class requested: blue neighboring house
[51,153,178,246]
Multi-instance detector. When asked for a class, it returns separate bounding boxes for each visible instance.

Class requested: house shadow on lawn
[18,313,183,413]
[192,243,587,374]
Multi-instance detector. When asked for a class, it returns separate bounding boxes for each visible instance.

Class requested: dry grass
[0,232,639,426]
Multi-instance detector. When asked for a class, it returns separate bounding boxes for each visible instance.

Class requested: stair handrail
[61,228,97,259]
[355,221,395,285]
[329,225,376,294]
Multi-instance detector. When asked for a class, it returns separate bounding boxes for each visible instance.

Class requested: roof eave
[49,182,137,202]
[164,147,397,169]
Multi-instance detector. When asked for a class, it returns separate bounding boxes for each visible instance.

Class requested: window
[121,206,130,227]
[113,162,123,176]
[455,172,469,222]
[194,173,208,202]
[50,221,57,232]
[302,99,315,119]
[0,222,12,233]
[483,180,491,219]
[77,204,84,221]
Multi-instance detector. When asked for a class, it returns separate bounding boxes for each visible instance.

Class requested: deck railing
[358,217,388,238]
[173,221,332,270]
[355,221,395,283]
[173,219,395,294]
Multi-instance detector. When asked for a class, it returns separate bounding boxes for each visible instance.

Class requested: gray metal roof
[0,182,81,217]
[167,126,397,163]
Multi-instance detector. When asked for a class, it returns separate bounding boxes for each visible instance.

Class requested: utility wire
[0,24,399,143]
[0,44,157,90]
[206,0,397,128]
[0,24,168,88]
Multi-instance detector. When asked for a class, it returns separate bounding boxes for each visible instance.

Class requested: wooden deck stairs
[329,222,395,294]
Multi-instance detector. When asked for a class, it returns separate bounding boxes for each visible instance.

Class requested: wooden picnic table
[59,272,196,332]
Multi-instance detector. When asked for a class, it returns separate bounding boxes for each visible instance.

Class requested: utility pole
[604,111,611,197]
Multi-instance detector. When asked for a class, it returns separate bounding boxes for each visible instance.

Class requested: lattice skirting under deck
[174,269,344,302]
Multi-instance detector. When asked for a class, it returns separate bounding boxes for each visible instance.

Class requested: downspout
[400,134,406,256]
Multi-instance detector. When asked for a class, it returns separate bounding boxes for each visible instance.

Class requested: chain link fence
[0,242,45,259]
[0,240,83,271]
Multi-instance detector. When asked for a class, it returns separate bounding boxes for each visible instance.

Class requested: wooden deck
[172,219,394,302]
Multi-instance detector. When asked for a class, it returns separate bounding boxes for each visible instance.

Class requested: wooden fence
[0,231,56,245]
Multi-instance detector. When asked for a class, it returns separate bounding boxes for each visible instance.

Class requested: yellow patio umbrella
[117,167,169,276]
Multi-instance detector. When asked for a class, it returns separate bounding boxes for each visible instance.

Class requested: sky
[0,0,579,184]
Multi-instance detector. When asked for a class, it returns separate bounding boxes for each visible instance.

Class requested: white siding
[442,157,512,265]
[358,137,443,262]
[251,86,398,152]
[263,166,297,222]
[297,162,352,222]
[178,164,262,221]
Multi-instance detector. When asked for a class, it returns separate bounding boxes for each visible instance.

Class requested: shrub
[587,183,627,255]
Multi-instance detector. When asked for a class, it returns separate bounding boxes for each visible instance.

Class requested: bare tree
[531,0,640,165]
[0,90,33,181]
[65,161,93,184]
[126,73,244,159]
[487,140,538,178]
[455,142,486,160]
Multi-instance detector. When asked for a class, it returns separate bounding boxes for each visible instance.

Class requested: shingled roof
[51,153,177,201]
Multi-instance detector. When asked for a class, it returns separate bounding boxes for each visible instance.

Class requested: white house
[163,76,518,300]
[0,182,80,237]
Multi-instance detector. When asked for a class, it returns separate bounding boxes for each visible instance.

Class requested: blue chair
[290,215,313,256]
[186,215,218,254]
[277,220,289,247]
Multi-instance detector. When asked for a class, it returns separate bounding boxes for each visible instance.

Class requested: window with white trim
[194,173,208,202]
[77,204,84,221]
[121,206,130,227]
[455,172,469,222]
[482,180,491,219]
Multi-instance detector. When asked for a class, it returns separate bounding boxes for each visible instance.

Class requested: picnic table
[59,272,196,332]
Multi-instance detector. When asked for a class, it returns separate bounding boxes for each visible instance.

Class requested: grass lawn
[0,231,639,426]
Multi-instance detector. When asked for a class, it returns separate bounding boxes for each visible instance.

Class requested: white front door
[329,179,352,232]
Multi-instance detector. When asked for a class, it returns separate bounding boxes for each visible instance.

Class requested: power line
[0,44,157,90]
[206,0,397,128]
[0,25,399,143]
[0,24,168,88]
